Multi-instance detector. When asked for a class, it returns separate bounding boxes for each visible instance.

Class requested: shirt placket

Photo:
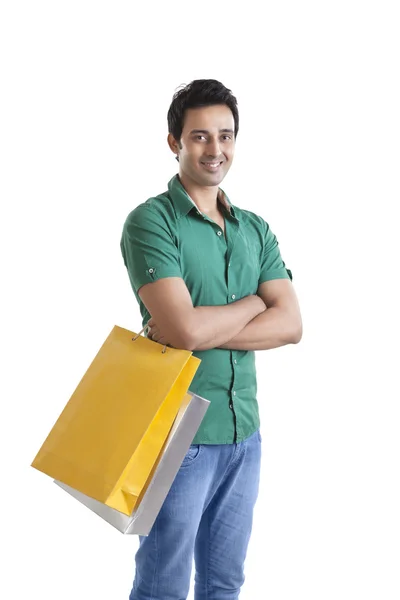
[196,206,242,441]
[225,219,241,438]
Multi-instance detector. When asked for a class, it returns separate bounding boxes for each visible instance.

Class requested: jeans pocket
[180,444,202,467]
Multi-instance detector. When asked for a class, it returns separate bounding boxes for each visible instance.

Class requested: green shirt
[120,174,292,444]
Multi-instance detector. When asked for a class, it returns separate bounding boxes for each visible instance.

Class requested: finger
[151,330,161,342]
[152,331,165,344]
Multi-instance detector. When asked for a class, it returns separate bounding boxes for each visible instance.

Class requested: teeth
[204,162,220,167]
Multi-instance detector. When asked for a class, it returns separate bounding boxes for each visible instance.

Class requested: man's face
[169,104,236,187]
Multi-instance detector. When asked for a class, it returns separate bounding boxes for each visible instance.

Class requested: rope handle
[132,324,168,354]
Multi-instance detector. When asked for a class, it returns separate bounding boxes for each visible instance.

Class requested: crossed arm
[139,277,302,352]
[200,279,302,351]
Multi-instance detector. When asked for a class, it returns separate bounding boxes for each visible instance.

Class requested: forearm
[189,295,266,351]
[217,306,303,351]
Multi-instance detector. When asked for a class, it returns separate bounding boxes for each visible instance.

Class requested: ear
[167,133,180,158]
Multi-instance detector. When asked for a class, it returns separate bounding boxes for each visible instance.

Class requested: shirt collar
[167,174,237,220]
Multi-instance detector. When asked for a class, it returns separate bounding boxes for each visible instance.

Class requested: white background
[1,1,399,599]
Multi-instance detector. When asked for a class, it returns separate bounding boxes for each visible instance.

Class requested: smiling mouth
[201,161,223,170]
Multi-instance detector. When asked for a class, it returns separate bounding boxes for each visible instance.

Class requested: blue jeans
[129,429,262,600]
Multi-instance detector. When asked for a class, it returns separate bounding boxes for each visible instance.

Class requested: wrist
[246,294,266,317]
[255,294,267,312]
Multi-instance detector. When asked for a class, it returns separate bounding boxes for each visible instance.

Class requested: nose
[205,137,221,158]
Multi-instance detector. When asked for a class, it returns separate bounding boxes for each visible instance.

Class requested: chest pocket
[233,230,261,296]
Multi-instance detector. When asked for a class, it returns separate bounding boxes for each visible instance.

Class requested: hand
[147,317,173,347]
[254,294,267,313]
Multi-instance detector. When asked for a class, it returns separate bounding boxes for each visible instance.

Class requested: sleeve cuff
[258,267,292,285]
[134,265,183,292]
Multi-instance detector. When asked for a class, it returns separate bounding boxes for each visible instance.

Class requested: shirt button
[228,262,231,267]
[234,359,237,364]
[217,231,222,236]
[149,268,154,274]
[233,391,236,396]
[231,294,236,300]
[229,402,233,410]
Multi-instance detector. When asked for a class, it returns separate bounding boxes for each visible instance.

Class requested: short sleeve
[120,204,183,294]
[258,219,293,285]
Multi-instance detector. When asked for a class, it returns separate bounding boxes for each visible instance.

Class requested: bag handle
[132,324,168,354]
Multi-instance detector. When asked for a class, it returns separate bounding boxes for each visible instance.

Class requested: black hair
[167,79,239,144]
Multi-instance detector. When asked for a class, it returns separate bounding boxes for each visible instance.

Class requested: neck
[178,171,220,215]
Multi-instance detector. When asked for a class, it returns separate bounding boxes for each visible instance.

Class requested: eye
[195,135,206,141]
[222,135,232,141]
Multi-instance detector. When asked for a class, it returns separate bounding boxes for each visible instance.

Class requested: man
[120,79,302,600]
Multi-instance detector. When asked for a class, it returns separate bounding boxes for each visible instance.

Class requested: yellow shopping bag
[31,324,201,516]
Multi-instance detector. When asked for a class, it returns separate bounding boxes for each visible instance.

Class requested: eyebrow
[189,128,234,135]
